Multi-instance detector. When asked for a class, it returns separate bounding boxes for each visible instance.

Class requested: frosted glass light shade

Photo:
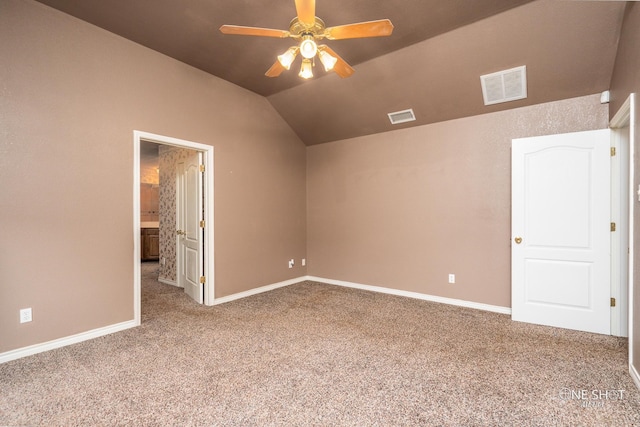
[299,37,318,59]
[318,50,337,71]
[299,59,313,79]
[277,47,298,69]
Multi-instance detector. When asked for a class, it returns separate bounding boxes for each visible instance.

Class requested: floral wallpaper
[158,145,199,285]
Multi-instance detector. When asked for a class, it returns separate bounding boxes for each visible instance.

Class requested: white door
[512,129,611,334]
[177,151,204,304]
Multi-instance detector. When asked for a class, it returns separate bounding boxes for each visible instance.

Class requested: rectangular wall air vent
[480,65,527,106]
[388,108,416,125]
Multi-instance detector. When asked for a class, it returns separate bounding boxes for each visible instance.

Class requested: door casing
[610,111,630,338]
[610,94,638,390]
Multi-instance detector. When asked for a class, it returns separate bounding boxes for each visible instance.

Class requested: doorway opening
[133,131,215,326]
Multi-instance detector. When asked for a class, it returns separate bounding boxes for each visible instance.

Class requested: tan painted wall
[307,94,608,308]
[0,0,306,353]
[609,3,640,377]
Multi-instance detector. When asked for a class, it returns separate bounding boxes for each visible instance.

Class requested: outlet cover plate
[20,308,32,323]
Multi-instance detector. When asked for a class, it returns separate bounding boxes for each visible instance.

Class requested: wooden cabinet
[141,228,160,261]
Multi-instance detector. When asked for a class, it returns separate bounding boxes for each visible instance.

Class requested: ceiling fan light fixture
[299,58,314,79]
[277,46,299,69]
[219,0,394,80]
[318,49,337,71]
[299,35,318,59]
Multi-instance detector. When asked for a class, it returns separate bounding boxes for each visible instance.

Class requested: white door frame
[610,94,638,389]
[133,130,215,325]
[610,97,632,337]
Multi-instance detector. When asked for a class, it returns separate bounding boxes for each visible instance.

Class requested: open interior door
[177,151,204,304]
[511,129,611,334]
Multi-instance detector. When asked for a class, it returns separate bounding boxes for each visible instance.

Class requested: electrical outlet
[301,258,306,266]
[20,308,32,323]
[288,259,294,269]
[448,274,456,284]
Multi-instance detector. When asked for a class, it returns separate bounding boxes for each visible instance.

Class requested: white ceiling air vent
[480,65,527,106]
[388,108,416,125]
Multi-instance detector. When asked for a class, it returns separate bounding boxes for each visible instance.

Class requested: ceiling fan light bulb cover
[277,47,298,69]
[299,36,318,59]
[318,50,337,71]
[299,59,314,79]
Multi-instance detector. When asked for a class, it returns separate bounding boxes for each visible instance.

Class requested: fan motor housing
[289,17,326,38]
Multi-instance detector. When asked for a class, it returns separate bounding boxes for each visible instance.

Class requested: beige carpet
[1,262,639,426]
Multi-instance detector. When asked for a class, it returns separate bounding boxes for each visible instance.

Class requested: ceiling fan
[219,0,394,80]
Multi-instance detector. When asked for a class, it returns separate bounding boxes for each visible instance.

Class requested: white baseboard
[212,276,307,305]
[213,275,511,315]
[0,320,137,364]
[158,277,180,287]
[305,276,512,315]
[631,363,640,392]
[0,276,510,364]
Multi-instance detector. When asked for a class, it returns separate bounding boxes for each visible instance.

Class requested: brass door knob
[514,237,522,244]
[176,230,185,235]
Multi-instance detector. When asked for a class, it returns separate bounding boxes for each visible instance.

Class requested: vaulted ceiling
[35,0,627,145]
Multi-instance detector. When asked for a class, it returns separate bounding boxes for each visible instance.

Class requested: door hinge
[200,220,205,228]
[611,147,616,157]
[199,164,205,173]
[611,222,616,232]
[200,276,206,284]
[611,297,616,307]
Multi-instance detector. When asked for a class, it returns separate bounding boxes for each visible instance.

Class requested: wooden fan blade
[295,0,316,27]
[319,45,355,78]
[324,19,394,40]
[265,60,286,78]
[219,25,290,38]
